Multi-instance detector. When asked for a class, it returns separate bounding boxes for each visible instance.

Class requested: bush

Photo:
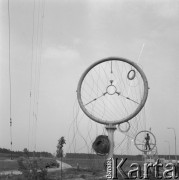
[42,158,59,168]
[17,157,47,180]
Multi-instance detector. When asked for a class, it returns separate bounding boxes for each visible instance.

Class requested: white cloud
[73,38,81,45]
[43,45,80,66]
[154,1,179,18]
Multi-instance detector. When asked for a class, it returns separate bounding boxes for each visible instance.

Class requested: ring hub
[106,85,117,95]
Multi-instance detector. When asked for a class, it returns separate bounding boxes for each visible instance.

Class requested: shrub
[42,158,59,168]
[17,157,47,180]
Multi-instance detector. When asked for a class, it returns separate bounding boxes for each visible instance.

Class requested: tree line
[0,147,52,158]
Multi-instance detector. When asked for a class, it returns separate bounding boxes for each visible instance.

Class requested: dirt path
[47,160,72,172]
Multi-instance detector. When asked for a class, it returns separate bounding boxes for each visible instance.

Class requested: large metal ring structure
[134,130,156,152]
[77,57,149,125]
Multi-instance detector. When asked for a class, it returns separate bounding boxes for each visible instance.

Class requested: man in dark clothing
[145,133,151,150]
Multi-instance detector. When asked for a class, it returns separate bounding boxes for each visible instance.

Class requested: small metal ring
[127,69,136,80]
[118,121,130,133]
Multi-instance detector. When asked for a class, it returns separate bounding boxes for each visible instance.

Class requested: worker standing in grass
[145,133,151,150]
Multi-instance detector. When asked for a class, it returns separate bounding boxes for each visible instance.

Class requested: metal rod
[137,43,145,64]
[165,141,170,160]
[167,128,177,164]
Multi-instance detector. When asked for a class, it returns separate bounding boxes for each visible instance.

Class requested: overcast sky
[0,0,179,156]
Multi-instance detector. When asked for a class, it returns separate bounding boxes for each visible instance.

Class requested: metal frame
[134,130,156,152]
[77,57,149,125]
[117,121,131,133]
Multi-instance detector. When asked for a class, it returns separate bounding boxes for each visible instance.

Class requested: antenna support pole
[106,124,116,159]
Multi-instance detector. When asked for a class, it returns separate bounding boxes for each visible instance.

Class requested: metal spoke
[118,92,139,104]
[85,92,107,106]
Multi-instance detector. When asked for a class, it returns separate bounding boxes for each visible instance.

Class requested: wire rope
[26,0,45,154]
[8,0,13,159]
[28,0,36,152]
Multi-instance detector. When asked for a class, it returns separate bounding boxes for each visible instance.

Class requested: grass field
[0,168,107,180]
[0,159,18,171]
[0,157,107,180]
[0,157,59,172]
[0,155,146,180]
[0,157,106,172]
[63,157,106,170]
[0,153,19,160]
[62,157,144,171]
